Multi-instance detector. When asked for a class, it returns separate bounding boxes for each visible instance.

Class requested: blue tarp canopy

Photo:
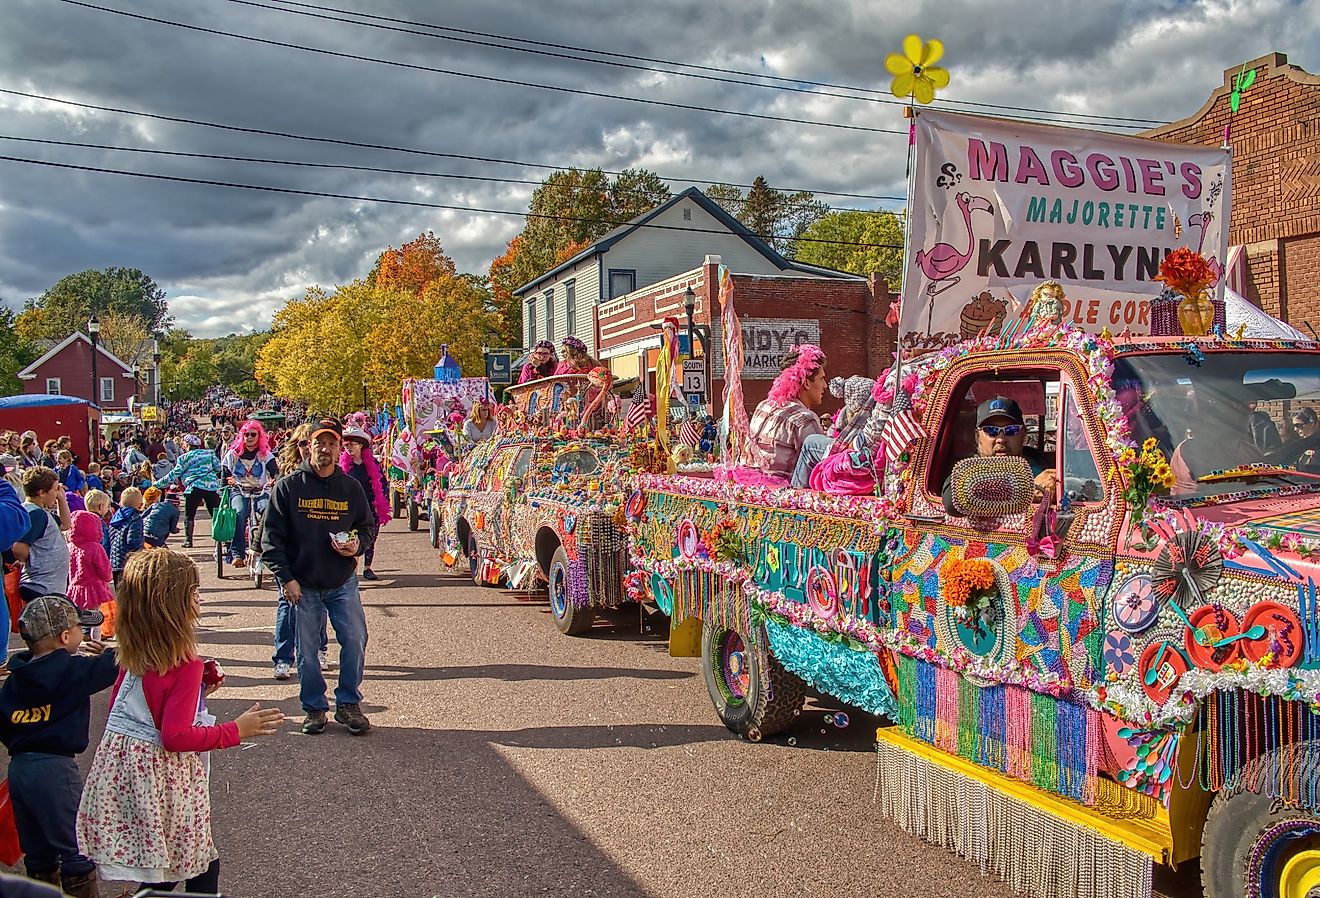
[0,395,96,409]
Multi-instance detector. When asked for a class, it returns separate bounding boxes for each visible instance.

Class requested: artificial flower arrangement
[703,517,744,564]
[1156,247,1218,336]
[1119,437,1175,524]
[940,555,998,634]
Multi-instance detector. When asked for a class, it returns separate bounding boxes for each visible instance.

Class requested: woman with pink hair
[739,344,828,483]
[219,420,279,568]
[341,428,391,580]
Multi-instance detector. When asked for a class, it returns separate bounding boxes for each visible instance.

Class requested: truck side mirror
[948,456,1035,518]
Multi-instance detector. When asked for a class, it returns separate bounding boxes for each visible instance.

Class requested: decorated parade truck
[627,325,1320,898]
[434,373,655,633]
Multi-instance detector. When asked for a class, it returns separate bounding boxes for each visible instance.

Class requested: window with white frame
[100,377,115,403]
[565,280,576,336]
[544,289,555,342]
[527,298,536,346]
[608,269,636,299]
[45,377,61,395]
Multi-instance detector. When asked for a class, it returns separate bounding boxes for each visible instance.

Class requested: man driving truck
[943,396,1057,515]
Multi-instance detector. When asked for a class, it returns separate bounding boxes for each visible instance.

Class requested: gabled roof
[513,186,863,296]
[16,331,137,380]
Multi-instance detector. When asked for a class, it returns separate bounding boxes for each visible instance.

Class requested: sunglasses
[980,424,1024,438]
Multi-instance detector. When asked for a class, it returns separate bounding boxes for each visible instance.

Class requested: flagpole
[889,102,920,418]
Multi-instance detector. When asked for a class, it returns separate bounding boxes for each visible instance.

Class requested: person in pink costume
[65,510,113,625]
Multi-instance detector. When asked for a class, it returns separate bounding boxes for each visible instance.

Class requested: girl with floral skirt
[76,549,283,894]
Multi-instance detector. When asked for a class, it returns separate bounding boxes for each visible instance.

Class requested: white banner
[712,317,820,380]
[901,110,1232,351]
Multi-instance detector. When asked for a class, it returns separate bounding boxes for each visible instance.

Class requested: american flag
[679,418,702,448]
[625,383,653,432]
[882,390,925,452]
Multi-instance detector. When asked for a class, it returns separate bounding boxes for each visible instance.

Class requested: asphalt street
[4,525,1202,897]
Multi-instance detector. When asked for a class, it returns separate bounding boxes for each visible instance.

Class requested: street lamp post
[132,366,140,408]
[152,338,162,406]
[87,315,100,405]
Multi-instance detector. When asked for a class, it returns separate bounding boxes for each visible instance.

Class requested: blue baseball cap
[976,396,1024,426]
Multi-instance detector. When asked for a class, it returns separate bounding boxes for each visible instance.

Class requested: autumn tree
[795,210,905,284]
[486,237,524,347]
[19,268,170,341]
[705,178,829,258]
[95,309,153,368]
[0,307,38,395]
[368,231,458,296]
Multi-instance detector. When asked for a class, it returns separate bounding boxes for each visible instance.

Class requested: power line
[0,88,908,202]
[52,0,906,136]
[223,0,1159,130]
[0,153,907,251]
[0,133,898,214]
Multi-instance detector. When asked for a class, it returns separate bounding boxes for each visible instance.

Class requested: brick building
[16,331,142,410]
[1146,52,1320,329]
[597,254,897,412]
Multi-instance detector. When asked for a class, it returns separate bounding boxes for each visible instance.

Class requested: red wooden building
[16,332,141,411]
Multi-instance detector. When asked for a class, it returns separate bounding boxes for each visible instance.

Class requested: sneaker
[318,649,331,671]
[334,703,371,735]
[362,567,378,581]
[182,539,193,548]
[273,661,293,680]
[301,710,327,735]
[231,557,247,569]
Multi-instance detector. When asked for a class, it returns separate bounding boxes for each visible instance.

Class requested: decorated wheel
[1138,640,1189,704]
[1112,574,1160,634]
[1201,745,1320,898]
[805,566,839,620]
[1242,601,1305,668]
[1185,605,1241,671]
[677,520,700,559]
[547,543,595,636]
[700,621,805,739]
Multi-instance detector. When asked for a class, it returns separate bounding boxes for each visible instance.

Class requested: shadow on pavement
[201,697,661,898]
[361,663,694,683]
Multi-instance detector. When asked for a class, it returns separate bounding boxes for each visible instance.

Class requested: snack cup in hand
[331,530,357,548]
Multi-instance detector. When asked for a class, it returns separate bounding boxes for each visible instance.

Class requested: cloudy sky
[0,0,1315,336]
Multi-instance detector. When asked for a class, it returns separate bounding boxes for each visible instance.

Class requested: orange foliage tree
[369,231,458,296]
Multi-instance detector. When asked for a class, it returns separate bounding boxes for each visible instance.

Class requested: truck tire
[428,504,440,549]
[408,498,420,531]
[701,620,805,739]
[1201,741,1320,898]
[547,544,595,635]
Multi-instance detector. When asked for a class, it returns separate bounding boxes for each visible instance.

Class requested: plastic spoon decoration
[1210,625,1267,647]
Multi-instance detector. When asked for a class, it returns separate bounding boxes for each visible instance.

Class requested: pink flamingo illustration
[1187,212,1224,285]
[917,192,995,298]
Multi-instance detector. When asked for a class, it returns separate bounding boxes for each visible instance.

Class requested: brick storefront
[596,255,897,413]
[1145,52,1320,330]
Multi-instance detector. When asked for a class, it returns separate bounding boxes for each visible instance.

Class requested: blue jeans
[791,433,835,488]
[295,577,368,711]
[8,753,94,877]
[228,493,268,562]
[273,587,327,665]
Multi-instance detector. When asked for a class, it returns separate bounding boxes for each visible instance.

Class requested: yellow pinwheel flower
[885,34,950,105]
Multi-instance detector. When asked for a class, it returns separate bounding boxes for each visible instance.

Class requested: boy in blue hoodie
[106,486,145,587]
[0,595,113,898]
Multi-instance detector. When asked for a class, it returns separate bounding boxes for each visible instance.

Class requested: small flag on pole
[679,418,701,447]
[625,395,653,432]
[882,390,924,451]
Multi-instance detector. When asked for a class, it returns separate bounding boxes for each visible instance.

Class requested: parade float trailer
[626,104,1319,898]
[386,376,489,530]
[435,373,656,634]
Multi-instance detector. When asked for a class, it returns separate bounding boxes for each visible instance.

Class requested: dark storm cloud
[0,0,1315,335]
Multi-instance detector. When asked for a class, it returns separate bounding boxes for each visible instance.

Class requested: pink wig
[341,441,391,522]
[229,421,272,457]
[767,344,826,405]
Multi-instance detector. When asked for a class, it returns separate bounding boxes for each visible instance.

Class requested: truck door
[893,359,1118,691]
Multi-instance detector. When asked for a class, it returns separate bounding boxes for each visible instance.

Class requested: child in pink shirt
[65,511,113,635]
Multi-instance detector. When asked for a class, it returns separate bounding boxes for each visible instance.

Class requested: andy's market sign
[712,318,820,380]
[900,110,1231,351]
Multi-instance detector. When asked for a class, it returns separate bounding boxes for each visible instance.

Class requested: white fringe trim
[875,740,1152,898]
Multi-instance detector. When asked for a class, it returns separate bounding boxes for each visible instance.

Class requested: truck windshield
[1113,351,1320,499]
